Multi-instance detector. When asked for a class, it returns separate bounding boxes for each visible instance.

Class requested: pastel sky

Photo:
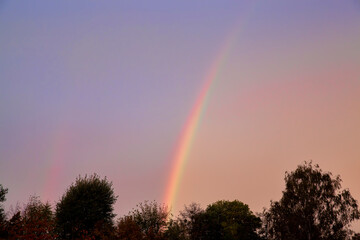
[1,0,360,230]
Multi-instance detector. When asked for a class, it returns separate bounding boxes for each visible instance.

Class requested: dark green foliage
[164,219,188,240]
[202,200,262,240]
[20,196,57,239]
[1,196,57,239]
[173,201,261,240]
[177,203,206,240]
[23,196,53,223]
[92,219,117,240]
[2,163,359,239]
[0,184,8,239]
[116,216,143,240]
[0,184,8,223]
[124,200,169,240]
[55,174,117,239]
[166,201,262,240]
[263,161,360,240]
[5,211,22,238]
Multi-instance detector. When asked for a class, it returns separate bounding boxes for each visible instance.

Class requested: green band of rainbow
[163,28,241,212]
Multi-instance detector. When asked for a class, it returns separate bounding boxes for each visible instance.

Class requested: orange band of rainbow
[163,27,241,212]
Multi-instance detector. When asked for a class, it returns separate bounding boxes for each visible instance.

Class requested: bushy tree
[263,161,360,240]
[116,216,143,240]
[55,174,117,239]
[5,211,22,238]
[123,200,169,240]
[1,196,57,239]
[164,219,187,240]
[20,196,57,239]
[202,200,262,240]
[165,201,261,240]
[176,203,206,240]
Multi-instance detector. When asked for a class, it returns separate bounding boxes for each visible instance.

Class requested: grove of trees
[0,162,359,240]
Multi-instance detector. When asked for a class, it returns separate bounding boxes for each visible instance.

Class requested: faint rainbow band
[163,20,247,213]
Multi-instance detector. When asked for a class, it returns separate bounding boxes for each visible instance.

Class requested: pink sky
[1,0,359,230]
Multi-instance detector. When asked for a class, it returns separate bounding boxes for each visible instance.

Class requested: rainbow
[163,28,241,213]
[43,125,69,202]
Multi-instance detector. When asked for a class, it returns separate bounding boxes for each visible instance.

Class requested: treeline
[0,162,359,240]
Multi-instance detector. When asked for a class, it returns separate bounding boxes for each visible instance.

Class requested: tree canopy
[1,162,359,239]
[0,184,8,238]
[263,161,360,240]
[118,200,169,240]
[203,200,262,240]
[19,196,57,239]
[168,201,262,240]
[0,196,57,239]
[116,215,143,240]
[55,174,117,239]
[176,202,205,240]
[0,184,8,223]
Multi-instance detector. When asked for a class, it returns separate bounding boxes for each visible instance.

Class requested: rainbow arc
[163,28,241,212]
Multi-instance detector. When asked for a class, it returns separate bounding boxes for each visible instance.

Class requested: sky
[1,0,360,230]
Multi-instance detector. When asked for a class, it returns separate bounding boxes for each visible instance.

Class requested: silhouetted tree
[116,216,143,240]
[165,218,190,240]
[167,201,261,240]
[0,184,8,238]
[55,174,117,239]
[92,219,117,240]
[352,233,360,240]
[351,233,360,240]
[202,200,262,240]
[5,211,23,238]
[263,161,360,240]
[1,196,57,239]
[126,200,169,240]
[0,185,7,223]
[20,196,57,239]
[176,203,205,240]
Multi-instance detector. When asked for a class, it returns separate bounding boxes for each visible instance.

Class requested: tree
[124,200,169,240]
[55,174,117,239]
[168,201,261,240]
[5,211,23,238]
[1,196,57,239]
[176,203,206,240]
[263,161,360,240]
[164,219,187,240]
[352,233,360,240]
[202,200,262,240]
[0,184,8,238]
[21,196,57,239]
[0,184,8,223]
[116,216,143,240]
